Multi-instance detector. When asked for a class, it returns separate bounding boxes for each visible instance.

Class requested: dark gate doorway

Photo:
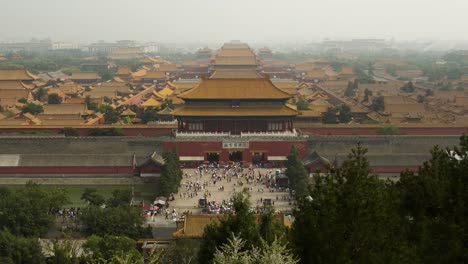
[229,151,243,162]
[206,152,220,163]
[252,152,265,165]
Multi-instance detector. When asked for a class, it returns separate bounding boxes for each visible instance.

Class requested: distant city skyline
[2,0,467,44]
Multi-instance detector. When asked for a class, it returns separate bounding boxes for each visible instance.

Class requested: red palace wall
[164,140,308,164]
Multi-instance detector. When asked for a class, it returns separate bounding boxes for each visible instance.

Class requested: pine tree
[159,147,183,197]
[285,145,309,197]
[198,192,259,264]
[338,104,352,123]
[322,107,338,124]
[396,135,468,263]
[292,143,412,263]
[353,79,359,89]
[344,82,355,97]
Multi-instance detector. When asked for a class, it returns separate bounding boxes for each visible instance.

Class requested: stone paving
[167,166,292,215]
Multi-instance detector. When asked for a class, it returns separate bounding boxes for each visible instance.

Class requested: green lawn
[4,184,158,207]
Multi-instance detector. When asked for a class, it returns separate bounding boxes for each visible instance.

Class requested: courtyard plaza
[148,164,294,224]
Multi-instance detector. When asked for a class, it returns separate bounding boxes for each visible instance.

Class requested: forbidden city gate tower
[172,76,297,135]
[167,75,306,166]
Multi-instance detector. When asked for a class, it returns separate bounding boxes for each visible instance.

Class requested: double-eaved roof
[178,78,292,100]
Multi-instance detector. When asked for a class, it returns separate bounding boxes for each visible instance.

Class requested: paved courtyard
[170,166,292,214]
[148,165,294,226]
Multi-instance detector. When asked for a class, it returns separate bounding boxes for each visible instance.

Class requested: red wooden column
[243,149,252,163]
[220,150,229,162]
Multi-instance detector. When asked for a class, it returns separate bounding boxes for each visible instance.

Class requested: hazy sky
[1,0,467,43]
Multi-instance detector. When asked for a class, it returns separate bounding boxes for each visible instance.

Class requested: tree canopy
[198,191,287,264]
[0,183,68,237]
[141,106,159,124]
[292,143,412,263]
[159,147,183,197]
[22,103,44,115]
[79,188,151,239]
[285,145,309,197]
[400,81,415,93]
[98,104,120,124]
[47,93,62,104]
[395,135,468,263]
[322,107,338,124]
[84,96,97,111]
[371,96,384,112]
[87,127,125,136]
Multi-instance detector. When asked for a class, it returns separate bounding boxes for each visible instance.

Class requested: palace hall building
[172,77,297,135]
[163,41,307,165]
[167,76,306,165]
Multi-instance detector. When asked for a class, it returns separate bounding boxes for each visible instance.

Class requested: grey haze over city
[1,0,468,45]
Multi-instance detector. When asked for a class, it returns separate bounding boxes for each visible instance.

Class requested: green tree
[80,190,151,239]
[371,96,384,112]
[84,96,97,111]
[322,107,337,124]
[98,68,115,81]
[48,93,62,104]
[401,82,415,93]
[162,99,174,109]
[80,206,150,238]
[0,183,68,237]
[17,98,27,104]
[159,147,183,197]
[22,103,44,115]
[198,192,260,264]
[213,234,298,264]
[87,128,125,136]
[61,127,80,137]
[48,239,83,264]
[98,104,120,124]
[106,188,133,208]
[292,143,413,264]
[395,135,468,263]
[34,87,48,101]
[377,125,400,135]
[353,79,359,89]
[0,230,45,264]
[285,145,309,197]
[161,238,201,264]
[79,188,151,238]
[141,106,159,124]
[103,96,112,104]
[337,104,352,123]
[344,81,355,97]
[81,188,106,206]
[417,94,425,103]
[363,88,372,102]
[83,235,142,263]
[62,69,74,76]
[296,98,309,110]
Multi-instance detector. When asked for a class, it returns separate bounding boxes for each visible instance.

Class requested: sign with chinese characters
[222,142,249,149]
